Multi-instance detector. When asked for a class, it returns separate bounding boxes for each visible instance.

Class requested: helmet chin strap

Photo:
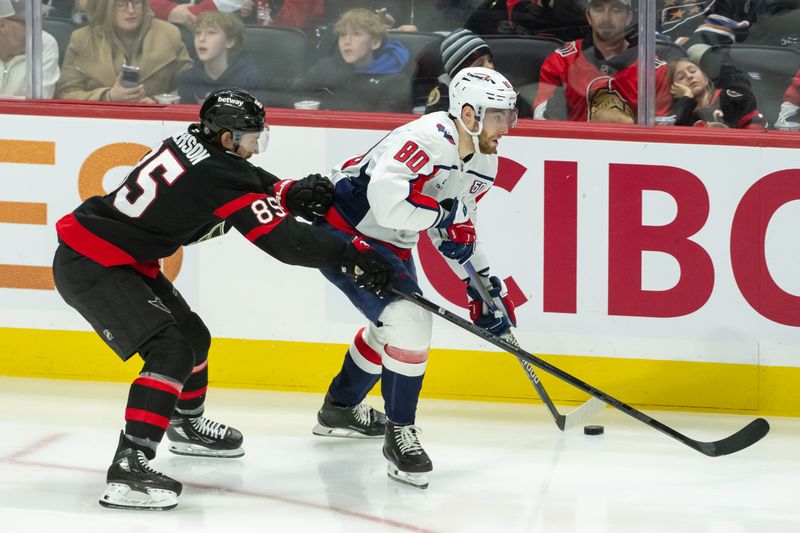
[456,113,484,154]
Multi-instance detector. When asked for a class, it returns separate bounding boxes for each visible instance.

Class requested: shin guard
[174,313,210,417]
[125,326,194,458]
[328,327,384,406]
[382,346,428,425]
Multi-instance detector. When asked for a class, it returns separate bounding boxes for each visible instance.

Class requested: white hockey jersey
[324,111,496,278]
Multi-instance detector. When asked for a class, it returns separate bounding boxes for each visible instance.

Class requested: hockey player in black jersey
[52,88,394,511]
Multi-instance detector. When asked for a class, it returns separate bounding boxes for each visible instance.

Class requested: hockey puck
[584,425,604,436]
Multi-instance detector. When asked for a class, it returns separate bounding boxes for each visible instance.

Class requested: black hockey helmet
[199,88,265,138]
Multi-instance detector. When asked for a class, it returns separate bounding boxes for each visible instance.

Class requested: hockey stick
[463,262,604,430]
[392,288,770,457]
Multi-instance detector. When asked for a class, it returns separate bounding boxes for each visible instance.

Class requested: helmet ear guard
[448,67,517,138]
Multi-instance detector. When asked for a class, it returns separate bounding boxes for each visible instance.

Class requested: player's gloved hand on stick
[340,236,394,295]
[466,276,517,336]
[434,198,475,263]
[273,174,334,221]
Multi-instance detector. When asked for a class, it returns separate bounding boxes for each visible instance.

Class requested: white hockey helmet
[448,67,517,137]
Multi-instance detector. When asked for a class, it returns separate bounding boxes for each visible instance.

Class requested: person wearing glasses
[56,0,191,102]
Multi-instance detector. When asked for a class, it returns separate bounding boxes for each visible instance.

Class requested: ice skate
[383,421,432,489]
[166,415,244,458]
[99,431,182,510]
[312,393,386,439]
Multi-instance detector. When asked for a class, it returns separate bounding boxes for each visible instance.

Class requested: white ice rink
[1,376,798,533]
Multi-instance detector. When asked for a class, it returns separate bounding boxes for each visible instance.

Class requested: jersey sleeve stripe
[244,218,285,242]
[323,208,412,260]
[214,192,265,219]
[55,213,136,266]
[406,168,441,211]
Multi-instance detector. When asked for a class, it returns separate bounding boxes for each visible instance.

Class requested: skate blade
[312,423,383,439]
[168,442,245,458]
[386,464,429,489]
[99,483,178,510]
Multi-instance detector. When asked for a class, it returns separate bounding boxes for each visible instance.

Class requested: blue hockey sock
[328,350,381,406]
[381,366,424,425]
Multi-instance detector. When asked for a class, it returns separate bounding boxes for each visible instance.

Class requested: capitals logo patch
[436,123,455,145]
[470,180,487,194]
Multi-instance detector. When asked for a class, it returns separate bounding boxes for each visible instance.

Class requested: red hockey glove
[434,198,475,263]
[466,276,517,336]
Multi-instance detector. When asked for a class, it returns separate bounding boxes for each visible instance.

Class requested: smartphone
[121,64,141,88]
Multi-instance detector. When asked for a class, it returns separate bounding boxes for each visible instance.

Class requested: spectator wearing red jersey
[149,0,216,29]
[532,0,673,123]
[239,0,325,34]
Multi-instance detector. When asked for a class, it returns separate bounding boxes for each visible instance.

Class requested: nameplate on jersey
[171,132,211,166]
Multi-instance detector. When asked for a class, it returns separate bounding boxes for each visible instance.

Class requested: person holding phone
[56,0,192,102]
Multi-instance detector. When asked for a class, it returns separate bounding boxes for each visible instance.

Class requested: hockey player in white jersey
[312,67,519,488]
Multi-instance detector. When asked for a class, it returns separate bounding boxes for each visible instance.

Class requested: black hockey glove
[340,236,394,296]
[273,174,334,221]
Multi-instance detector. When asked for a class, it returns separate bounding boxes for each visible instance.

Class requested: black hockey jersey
[56,124,347,277]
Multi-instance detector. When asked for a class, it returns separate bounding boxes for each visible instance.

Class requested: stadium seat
[243,26,309,108]
[700,45,800,125]
[176,23,198,62]
[386,31,444,68]
[656,41,688,62]
[43,17,77,67]
[483,35,563,116]
[387,31,445,111]
[483,35,562,87]
[747,8,800,49]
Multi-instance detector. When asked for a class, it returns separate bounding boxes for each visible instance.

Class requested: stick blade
[560,398,606,430]
[697,418,770,457]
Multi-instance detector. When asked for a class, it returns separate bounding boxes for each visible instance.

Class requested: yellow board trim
[1,327,798,416]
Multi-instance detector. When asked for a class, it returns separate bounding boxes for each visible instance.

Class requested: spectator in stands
[56,0,192,102]
[682,0,757,62]
[148,0,215,30]
[532,0,672,123]
[240,0,324,34]
[657,0,714,45]
[775,68,800,130]
[178,11,268,104]
[669,58,768,128]
[0,0,60,98]
[425,29,493,114]
[147,0,266,30]
[320,1,475,32]
[465,0,588,42]
[297,8,412,112]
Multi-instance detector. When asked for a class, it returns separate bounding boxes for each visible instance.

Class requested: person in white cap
[0,0,60,98]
